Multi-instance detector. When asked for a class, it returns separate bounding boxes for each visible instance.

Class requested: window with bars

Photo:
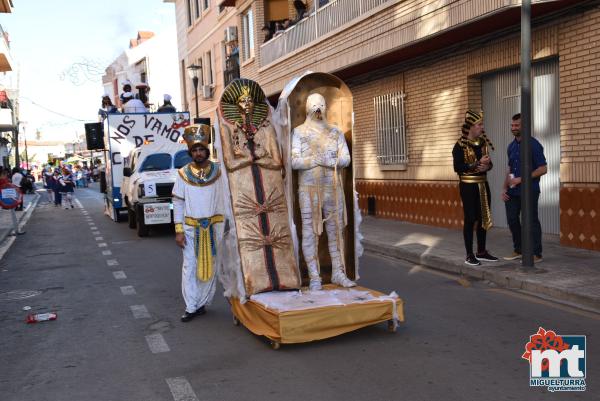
[374,91,408,165]
[241,8,254,61]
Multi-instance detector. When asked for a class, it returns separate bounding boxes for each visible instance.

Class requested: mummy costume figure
[291,93,356,291]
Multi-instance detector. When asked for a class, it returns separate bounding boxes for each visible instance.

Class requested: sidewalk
[361,216,600,312]
[0,191,40,244]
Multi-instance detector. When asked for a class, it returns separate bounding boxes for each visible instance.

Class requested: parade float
[215,73,404,349]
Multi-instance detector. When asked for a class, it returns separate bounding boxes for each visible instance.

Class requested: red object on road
[26,312,58,323]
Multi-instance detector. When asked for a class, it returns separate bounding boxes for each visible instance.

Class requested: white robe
[172,167,225,313]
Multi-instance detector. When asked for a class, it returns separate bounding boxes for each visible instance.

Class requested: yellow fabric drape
[185,215,224,281]
[230,285,405,344]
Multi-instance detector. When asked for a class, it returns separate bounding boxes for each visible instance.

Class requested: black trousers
[459,181,491,256]
[505,192,543,257]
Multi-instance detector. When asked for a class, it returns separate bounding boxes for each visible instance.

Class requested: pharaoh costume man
[172,123,225,317]
[452,110,497,264]
[291,93,356,290]
[217,78,301,295]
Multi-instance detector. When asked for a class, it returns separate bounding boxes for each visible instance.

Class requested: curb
[362,238,600,313]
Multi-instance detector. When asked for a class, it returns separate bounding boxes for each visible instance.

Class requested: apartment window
[181,60,188,111]
[194,0,200,19]
[205,51,213,86]
[241,8,254,61]
[203,0,210,11]
[186,0,193,26]
[197,58,204,87]
[374,91,408,165]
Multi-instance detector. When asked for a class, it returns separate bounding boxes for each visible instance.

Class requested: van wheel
[136,205,149,237]
[128,208,137,229]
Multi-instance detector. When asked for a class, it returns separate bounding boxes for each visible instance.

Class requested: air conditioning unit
[224,26,237,43]
[202,85,213,99]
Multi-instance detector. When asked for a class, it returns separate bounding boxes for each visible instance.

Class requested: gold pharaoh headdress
[183,124,211,149]
[219,78,269,127]
[460,109,494,150]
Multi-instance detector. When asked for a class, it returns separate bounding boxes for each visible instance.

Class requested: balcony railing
[260,0,392,66]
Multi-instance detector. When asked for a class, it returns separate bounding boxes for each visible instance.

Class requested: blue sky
[1,0,177,141]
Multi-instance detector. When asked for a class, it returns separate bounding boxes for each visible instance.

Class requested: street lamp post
[186,64,201,118]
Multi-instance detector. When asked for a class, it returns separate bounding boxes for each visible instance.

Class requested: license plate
[143,203,171,225]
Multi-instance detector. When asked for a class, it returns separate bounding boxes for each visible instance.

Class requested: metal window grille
[374,91,408,165]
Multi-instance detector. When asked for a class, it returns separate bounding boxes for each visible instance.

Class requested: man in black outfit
[452,110,498,266]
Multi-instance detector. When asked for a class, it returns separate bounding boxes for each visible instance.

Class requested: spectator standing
[52,169,63,207]
[293,0,307,21]
[262,25,273,42]
[452,110,498,266]
[501,113,548,262]
[0,168,24,235]
[59,168,75,209]
[43,165,54,203]
[11,167,23,211]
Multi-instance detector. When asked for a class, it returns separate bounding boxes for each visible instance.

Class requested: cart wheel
[232,315,240,326]
[387,320,397,333]
[270,340,281,350]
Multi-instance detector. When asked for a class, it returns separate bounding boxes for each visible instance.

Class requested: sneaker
[503,252,522,261]
[534,255,543,263]
[465,254,481,266]
[476,251,499,262]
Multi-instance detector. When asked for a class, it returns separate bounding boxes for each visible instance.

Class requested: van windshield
[174,150,192,169]
[139,153,172,171]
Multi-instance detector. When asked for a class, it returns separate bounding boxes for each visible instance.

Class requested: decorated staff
[452,110,498,266]
[172,122,225,322]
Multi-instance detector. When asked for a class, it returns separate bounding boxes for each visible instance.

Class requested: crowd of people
[99,79,177,120]
[261,1,313,43]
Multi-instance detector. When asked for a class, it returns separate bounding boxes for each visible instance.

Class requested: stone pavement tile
[361,216,600,311]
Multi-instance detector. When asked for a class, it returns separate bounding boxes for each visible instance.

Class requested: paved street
[1,185,598,401]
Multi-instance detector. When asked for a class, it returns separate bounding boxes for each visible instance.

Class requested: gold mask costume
[218,79,301,295]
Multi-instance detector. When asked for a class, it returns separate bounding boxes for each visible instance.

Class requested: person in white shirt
[121,92,148,113]
[11,167,24,211]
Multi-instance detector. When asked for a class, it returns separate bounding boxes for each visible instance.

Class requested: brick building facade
[208,0,600,251]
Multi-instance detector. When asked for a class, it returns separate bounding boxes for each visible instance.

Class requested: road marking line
[102,250,112,256]
[146,333,170,354]
[90,227,97,231]
[166,377,199,401]
[98,243,107,248]
[112,271,127,280]
[120,285,136,295]
[130,304,151,319]
[95,236,104,241]
[92,231,101,235]
[88,222,94,225]
[107,259,119,266]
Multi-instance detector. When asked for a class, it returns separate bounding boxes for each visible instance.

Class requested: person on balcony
[262,25,273,42]
[293,0,307,21]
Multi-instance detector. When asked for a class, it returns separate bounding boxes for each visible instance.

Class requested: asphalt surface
[0,186,598,401]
